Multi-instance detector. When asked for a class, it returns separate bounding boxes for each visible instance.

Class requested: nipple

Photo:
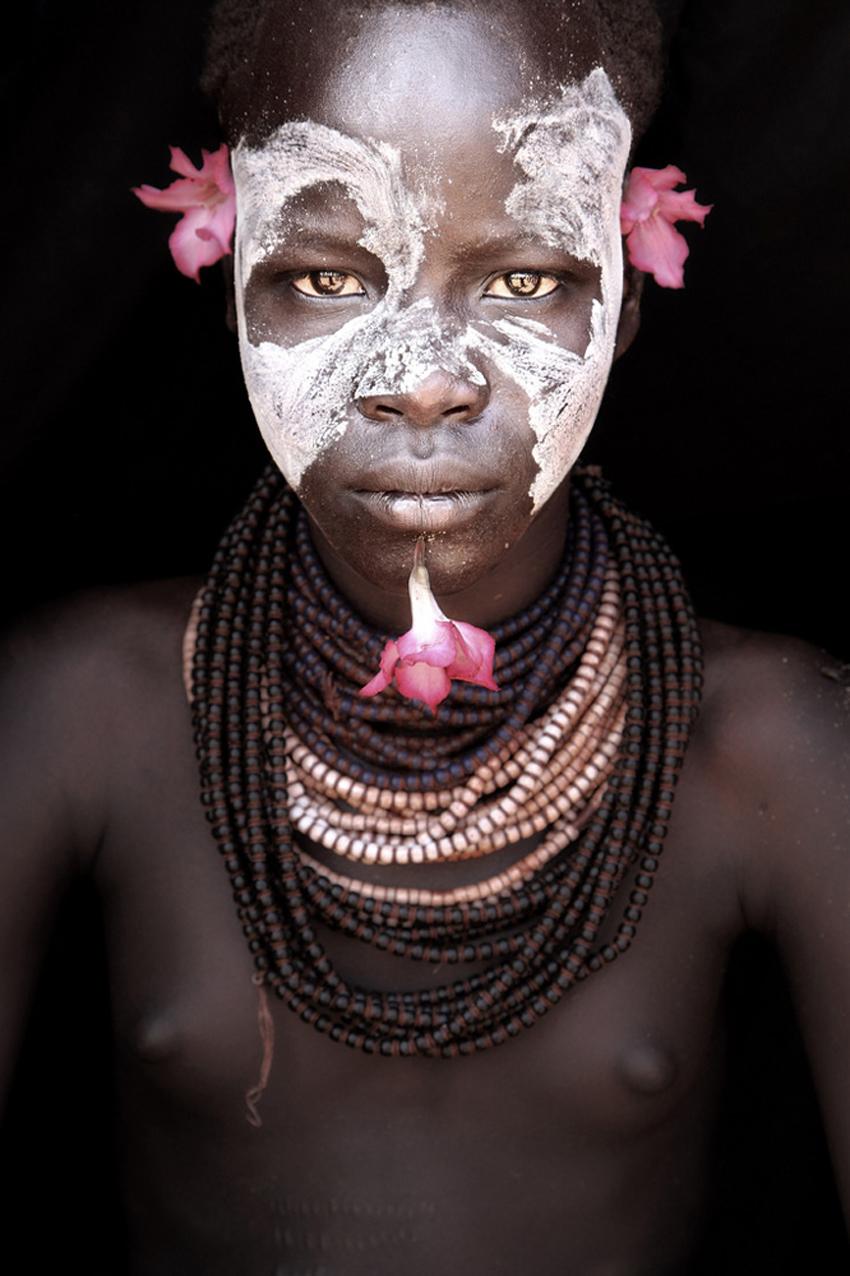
[617,1041,678,1096]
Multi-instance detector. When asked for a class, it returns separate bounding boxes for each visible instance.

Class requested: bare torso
[3,576,847,1274]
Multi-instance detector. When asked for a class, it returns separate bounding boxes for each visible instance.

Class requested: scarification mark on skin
[272,1194,436,1267]
[280,1195,436,1220]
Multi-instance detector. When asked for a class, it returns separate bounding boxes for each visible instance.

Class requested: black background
[1,1,849,1268]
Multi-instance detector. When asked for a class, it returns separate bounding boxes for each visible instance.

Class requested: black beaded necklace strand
[190,465,703,1058]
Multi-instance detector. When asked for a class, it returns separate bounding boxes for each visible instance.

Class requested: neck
[306,479,572,633]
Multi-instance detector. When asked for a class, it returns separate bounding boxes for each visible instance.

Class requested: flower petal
[202,144,235,194]
[449,621,499,689]
[446,627,480,679]
[168,208,229,282]
[359,641,400,698]
[624,217,690,290]
[133,144,236,279]
[620,165,712,288]
[168,145,202,179]
[632,164,688,193]
[204,197,236,255]
[357,548,498,710]
[620,168,662,231]
[132,178,206,212]
[397,619,457,668]
[395,661,452,712]
[655,185,712,227]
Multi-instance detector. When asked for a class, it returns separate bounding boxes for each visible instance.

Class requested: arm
[0,601,107,1107]
[729,635,850,1218]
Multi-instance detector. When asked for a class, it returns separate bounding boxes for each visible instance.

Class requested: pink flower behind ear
[359,547,497,714]
[132,144,235,283]
[620,165,712,289]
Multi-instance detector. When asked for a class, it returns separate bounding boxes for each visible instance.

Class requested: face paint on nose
[233,67,630,507]
[233,122,466,488]
[470,67,632,513]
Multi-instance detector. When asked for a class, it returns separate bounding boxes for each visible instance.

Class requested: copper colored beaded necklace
[188,465,703,1058]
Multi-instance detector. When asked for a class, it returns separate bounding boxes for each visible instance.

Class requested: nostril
[357,372,489,426]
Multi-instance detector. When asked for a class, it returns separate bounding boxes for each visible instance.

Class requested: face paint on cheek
[480,67,632,513]
[232,122,440,489]
[233,308,374,489]
[231,70,629,506]
[465,313,597,498]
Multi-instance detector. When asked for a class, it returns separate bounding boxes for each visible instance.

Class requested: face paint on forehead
[235,121,432,295]
[232,68,630,506]
[233,122,445,487]
[475,66,632,511]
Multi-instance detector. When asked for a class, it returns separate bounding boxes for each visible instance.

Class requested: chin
[305,493,532,602]
[410,535,508,597]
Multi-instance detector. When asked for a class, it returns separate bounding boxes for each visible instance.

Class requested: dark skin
[3,5,850,1274]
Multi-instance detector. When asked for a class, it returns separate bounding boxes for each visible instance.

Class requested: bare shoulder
[1,576,202,865]
[695,615,850,932]
[3,575,201,681]
[697,614,846,748]
[2,575,201,729]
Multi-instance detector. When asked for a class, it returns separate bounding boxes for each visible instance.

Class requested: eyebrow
[261,227,376,259]
[450,231,594,270]
[261,218,595,270]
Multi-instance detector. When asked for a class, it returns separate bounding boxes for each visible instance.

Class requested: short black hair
[201,0,664,149]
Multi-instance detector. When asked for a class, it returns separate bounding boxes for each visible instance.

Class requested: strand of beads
[189,466,702,1056]
[294,781,607,908]
[281,488,610,774]
[283,580,626,866]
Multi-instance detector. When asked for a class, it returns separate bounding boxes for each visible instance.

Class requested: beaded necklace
[188,465,703,1058]
[285,564,626,870]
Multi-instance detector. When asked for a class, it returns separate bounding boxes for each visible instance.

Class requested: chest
[98,705,736,1154]
[91,696,747,1275]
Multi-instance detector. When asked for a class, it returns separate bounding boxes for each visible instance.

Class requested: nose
[357,370,489,427]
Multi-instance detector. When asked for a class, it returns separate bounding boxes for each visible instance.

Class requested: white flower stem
[407,537,448,632]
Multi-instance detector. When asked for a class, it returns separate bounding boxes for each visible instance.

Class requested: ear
[613,259,643,360]
[222,254,237,334]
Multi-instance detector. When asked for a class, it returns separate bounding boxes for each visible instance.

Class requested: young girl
[3,1,849,1271]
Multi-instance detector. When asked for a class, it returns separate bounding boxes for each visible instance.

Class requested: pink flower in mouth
[132,144,235,283]
[359,545,498,714]
[620,165,713,289]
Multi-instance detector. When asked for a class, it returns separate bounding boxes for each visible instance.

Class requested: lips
[348,455,502,531]
[352,489,497,532]
[351,456,501,496]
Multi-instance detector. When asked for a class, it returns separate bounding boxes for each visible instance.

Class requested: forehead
[234,16,629,250]
[238,1,604,155]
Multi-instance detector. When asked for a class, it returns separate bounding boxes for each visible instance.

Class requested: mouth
[351,489,497,532]
[349,455,501,532]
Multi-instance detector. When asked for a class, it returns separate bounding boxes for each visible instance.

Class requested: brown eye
[291,270,365,298]
[486,271,560,299]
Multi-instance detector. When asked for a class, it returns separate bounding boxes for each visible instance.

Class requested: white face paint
[475,67,632,510]
[233,67,631,509]
[233,123,441,487]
